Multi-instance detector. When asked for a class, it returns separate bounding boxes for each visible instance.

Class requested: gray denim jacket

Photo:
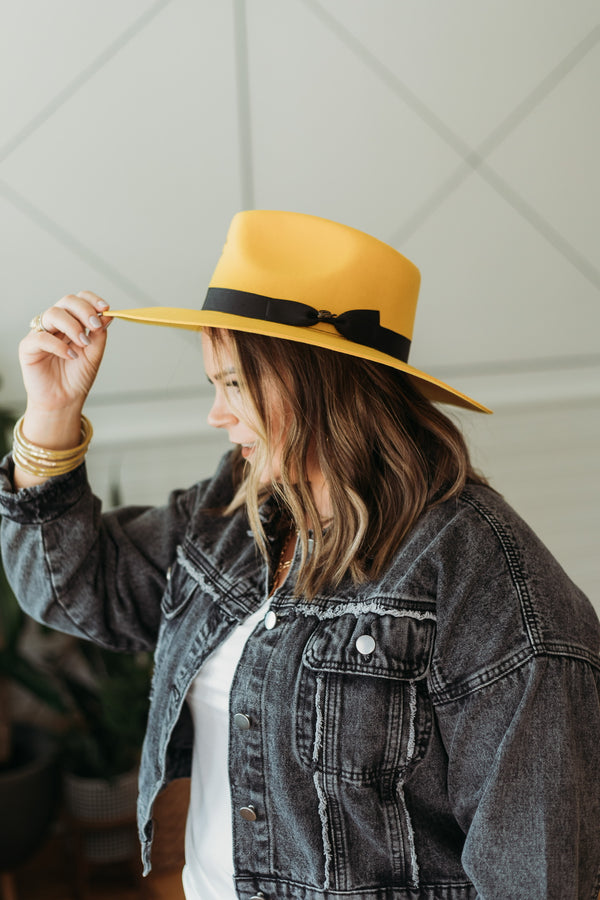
[1,451,599,900]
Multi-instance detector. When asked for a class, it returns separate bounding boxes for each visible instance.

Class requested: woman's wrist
[13,408,91,488]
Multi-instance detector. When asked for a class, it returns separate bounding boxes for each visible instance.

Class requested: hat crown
[102,210,490,412]
[209,211,421,341]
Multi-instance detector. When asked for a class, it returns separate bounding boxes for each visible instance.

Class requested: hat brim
[102,307,492,414]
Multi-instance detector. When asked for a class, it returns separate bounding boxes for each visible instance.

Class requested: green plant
[58,641,152,780]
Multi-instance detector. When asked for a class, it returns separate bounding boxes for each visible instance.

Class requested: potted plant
[58,640,153,865]
[0,406,65,875]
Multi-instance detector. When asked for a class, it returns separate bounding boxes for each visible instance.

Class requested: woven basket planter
[63,766,139,864]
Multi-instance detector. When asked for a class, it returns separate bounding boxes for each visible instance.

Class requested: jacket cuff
[0,453,89,524]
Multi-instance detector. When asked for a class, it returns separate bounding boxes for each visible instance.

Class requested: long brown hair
[205,327,488,599]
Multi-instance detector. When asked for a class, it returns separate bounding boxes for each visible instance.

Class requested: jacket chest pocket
[294,612,435,784]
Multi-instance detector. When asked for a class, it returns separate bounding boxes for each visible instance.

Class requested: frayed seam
[396,779,420,889]
[295,601,436,622]
[395,681,420,888]
[406,681,417,763]
[313,772,332,890]
[176,546,221,603]
[312,676,324,763]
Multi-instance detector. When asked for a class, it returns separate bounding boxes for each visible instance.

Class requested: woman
[1,211,599,899]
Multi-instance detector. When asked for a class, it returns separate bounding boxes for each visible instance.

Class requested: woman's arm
[1,289,186,652]
[14,291,110,489]
[0,455,196,653]
[434,654,600,899]
[426,488,600,898]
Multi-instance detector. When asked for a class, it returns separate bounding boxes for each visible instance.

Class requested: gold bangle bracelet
[12,415,93,478]
[12,446,88,477]
[13,415,93,459]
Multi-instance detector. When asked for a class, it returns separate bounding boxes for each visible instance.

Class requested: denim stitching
[430,647,534,705]
[461,492,542,648]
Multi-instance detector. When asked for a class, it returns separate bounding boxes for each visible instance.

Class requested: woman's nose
[207,393,237,429]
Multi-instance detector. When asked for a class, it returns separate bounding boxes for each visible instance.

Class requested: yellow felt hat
[104,210,491,413]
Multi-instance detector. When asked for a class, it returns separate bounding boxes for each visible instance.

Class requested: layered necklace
[270,526,298,596]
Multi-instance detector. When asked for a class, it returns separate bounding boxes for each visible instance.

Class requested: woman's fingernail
[67,348,79,360]
[96,300,109,310]
[79,332,91,346]
[89,315,102,328]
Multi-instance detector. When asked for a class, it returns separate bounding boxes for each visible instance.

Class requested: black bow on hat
[202,288,411,363]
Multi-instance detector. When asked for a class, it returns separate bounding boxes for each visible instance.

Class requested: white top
[182,601,269,900]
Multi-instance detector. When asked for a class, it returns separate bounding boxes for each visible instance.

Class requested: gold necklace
[270,528,297,595]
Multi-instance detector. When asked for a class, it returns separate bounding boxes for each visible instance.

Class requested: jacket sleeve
[433,653,600,899]
[0,453,227,653]
[426,488,600,899]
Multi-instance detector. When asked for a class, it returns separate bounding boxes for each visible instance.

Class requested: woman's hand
[19,291,110,415]
[14,291,111,487]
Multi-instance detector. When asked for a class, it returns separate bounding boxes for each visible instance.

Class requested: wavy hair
[204,327,488,599]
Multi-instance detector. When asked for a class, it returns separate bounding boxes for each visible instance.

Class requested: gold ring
[29,313,48,332]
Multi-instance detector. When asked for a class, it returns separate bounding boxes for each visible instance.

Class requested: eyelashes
[205,375,240,392]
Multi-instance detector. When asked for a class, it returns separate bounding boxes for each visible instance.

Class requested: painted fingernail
[89,315,102,328]
[79,332,91,346]
[67,348,79,360]
[96,300,109,310]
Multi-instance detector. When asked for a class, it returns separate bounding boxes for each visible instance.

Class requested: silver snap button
[355,634,376,656]
[233,713,251,730]
[264,610,277,630]
[240,804,257,821]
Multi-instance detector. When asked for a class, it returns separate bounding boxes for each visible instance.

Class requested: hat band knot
[203,288,412,363]
[316,309,336,323]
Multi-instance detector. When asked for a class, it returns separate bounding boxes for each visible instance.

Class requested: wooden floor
[3,780,190,900]
[4,832,184,900]
[5,839,140,900]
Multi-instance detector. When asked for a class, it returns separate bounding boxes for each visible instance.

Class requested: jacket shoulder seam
[458,490,543,649]
[430,646,600,705]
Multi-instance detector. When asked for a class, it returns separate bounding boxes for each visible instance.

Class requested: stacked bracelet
[12,415,93,478]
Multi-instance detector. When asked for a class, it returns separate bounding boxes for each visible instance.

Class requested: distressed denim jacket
[1,451,599,900]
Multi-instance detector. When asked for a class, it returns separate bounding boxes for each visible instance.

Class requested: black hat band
[203,287,412,363]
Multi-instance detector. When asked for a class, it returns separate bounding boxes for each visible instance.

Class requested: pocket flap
[303,612,435,680]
